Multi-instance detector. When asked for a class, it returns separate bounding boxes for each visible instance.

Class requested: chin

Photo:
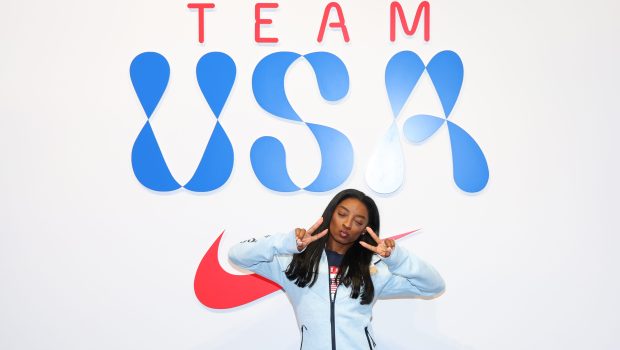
[333,235,357,246]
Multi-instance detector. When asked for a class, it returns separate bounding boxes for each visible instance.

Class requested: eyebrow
[337,205,367,220]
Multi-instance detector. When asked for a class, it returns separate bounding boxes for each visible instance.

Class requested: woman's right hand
[295,217,328,252]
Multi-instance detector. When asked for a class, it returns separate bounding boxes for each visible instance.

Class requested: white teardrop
[365,122,405,194]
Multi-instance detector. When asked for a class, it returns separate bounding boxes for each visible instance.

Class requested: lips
[339,230,350,238]
[194,229,419,309]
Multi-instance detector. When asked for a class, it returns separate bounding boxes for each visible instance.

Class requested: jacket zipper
[329,264,337,350]
[365,326,376,349]
[299,325,307,350]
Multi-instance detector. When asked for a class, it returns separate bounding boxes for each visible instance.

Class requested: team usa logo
[129,50,488,195]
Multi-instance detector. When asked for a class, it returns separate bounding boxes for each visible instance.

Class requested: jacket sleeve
[376,245,445,298]
[227,232,299,287]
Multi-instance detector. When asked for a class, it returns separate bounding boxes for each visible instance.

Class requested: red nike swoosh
[194,229,419,309]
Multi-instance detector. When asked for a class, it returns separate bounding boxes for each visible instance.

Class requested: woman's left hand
[359,227,396,258]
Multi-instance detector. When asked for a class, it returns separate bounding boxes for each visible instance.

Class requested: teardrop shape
[130,52,170,118]
[447,121,489,193]
[185,122,234,192]
[131,122,180,191]
[252,52,303,122]
[365,122,405,194]
[305,123,353,192]
[385,51,425,118]
[403,114,445,143]
[304,52,349,101]
[426,51,463,117]
[196,52,236,118]
[250,136,300,192]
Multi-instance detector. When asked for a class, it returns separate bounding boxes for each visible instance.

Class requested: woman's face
[327,197,369,253]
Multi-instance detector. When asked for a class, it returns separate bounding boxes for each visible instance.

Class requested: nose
[343,217,352,229]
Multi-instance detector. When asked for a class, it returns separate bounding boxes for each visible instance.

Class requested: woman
[228,189,445,349]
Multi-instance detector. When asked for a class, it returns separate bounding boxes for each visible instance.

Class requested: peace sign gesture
[295,217,329,252]
[359,227,396,258]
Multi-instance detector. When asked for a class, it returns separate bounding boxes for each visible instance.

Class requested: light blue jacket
[228,232,445,350]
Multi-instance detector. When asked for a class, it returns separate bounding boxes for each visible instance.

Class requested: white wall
[1,0,619,349]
